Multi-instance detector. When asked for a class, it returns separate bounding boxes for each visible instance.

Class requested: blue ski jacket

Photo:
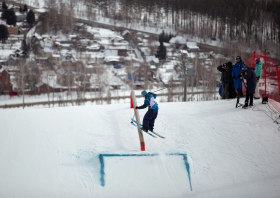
[137,93,159,112]
[232,61,245,90]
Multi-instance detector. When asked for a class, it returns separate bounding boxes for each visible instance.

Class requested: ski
[130,121,157,138]
[131,118,165,139]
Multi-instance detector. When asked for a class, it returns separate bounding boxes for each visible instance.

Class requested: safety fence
[244,50,280,112]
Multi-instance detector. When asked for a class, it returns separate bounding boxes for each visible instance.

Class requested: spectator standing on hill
[227,62,236,98]
[232,56,245,97]
[242,65,257,108]
[217,63,232,99]
[254,57,263,99]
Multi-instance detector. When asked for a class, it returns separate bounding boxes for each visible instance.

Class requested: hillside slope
[0,100,280,198]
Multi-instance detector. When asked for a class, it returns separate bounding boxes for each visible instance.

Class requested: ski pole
[152,86,170,93]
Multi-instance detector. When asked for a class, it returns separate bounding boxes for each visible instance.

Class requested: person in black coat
[227,62,237,99]
[217,63,232,99]
[242,65,257,108]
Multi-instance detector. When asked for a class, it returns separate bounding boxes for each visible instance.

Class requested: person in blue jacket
[232,56,245,97]
[136,90,159,132]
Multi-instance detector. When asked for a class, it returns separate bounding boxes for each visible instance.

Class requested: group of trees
[19,4,28,13]
[0,24,9,43]
[0,1,35,43]
[158,31,174,43]
[88,0,280,49]
[1,10,17,25]
[39,0,77,34]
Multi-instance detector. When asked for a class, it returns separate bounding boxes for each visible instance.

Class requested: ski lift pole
[131,90,145,151]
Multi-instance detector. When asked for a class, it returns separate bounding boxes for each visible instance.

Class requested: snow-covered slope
[1,100,280,198]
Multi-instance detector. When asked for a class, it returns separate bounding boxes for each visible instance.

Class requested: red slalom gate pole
[254,51,255,67]
[130,93,134,108]
[265,49,267,96]
[276,65,280,95]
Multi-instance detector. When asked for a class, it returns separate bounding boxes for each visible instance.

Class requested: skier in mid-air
[136,90,159,132]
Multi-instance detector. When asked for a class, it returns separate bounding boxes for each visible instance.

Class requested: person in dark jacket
[136,90,159,132]
[232,56,245,97]
[242,65,257,108]
[227,62,237,98]
[217,63,232,99]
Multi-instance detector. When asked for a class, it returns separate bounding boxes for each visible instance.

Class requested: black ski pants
[143,109,158,130]
[245,90,254,105]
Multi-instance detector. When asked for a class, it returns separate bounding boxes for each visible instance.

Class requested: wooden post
[131,90,145,151]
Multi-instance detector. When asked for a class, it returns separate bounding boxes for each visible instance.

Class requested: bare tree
[16,59,29,109]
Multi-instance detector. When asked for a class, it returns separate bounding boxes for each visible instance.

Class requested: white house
[169,36,187,46]
[186,42,200,52]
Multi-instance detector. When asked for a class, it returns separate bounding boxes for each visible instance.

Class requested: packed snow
[1,98,280,197]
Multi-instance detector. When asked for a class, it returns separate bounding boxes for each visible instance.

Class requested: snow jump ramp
[99,153,192,197]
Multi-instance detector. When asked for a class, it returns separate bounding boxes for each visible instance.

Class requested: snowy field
[1,99,280,198]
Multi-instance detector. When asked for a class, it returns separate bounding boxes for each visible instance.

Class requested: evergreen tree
[0,24,9,43]
[156,40,166,60]
[26,10,35,25]
[23,4,28,12]
[2,1,8,10]
[1,10,17,26]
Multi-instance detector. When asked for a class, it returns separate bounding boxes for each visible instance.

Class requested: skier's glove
[135,106,139,109]
[256,76,260,81]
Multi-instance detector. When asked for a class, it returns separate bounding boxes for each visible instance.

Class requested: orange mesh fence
[244,50,280,112]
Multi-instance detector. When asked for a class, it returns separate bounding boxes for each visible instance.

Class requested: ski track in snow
[1,100,280,197]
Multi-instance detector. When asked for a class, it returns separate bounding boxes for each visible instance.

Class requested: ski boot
[243,101,248,109]
[148,128,154,132]
[141,127,148,132]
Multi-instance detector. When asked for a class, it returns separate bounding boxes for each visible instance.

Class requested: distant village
[0,3,223,98]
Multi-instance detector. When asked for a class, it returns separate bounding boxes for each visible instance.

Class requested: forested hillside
[88,0,280,48]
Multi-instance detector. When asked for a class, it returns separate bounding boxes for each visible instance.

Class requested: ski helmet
[236,56,241,60]
[141,90,148,97]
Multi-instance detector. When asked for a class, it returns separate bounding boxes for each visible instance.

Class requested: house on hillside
[43,38,54,48]
[109,46,128,57]
[111,36,124,43]
[137,32,149,39]
[59,53,77,66]
[35,82,63,94]
[104,50,122,65]
[86,44,100,52]
[145,56,159,67]
[0,67,12,94]
[122,30,131,41]
[7,25,18,35]
[132,64,155,83]
[41,46,53,58]
[16,14,27,22]
[169,36,187,48]
[186,42,200,52]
